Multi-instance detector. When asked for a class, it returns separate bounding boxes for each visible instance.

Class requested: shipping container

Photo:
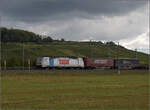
[50,57,84,68]
[83,58,114,69]
[114,58,139,69]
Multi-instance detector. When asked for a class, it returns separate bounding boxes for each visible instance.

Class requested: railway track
[1,69,148,73]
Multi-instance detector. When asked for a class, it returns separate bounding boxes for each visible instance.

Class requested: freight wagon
[83,58,114,69]
[114,58,139,69]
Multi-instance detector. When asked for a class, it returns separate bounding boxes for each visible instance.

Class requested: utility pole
[90,40,92,58]
[89,39,92,58]
[117,42,120,74]
[22,42,24,70]
[0,16,1,72]
[148,0,150,74]
[135,48,137,59]
[107,42,110,58]
[28,59,30,72]
[4,60,6,70]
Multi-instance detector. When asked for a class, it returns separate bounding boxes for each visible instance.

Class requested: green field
[1,71,149,109]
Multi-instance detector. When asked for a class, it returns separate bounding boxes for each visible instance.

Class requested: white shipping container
[53,57,84,68]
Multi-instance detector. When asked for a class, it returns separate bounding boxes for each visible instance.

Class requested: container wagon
[83,58,114,69]
[114,58,139,69]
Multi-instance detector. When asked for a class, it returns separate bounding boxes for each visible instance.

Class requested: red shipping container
[83,58,114,69]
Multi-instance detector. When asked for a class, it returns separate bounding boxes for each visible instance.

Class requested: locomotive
[36,56,140,69]
[36,56,84,69]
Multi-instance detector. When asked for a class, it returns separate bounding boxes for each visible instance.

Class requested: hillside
[1,42,148,68]
[0,27,149,68]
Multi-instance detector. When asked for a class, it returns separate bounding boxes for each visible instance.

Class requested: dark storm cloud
[0,0,147,22]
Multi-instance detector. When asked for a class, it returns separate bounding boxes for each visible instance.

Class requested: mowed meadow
[1,71,149,109]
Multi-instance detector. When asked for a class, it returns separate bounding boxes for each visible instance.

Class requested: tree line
[1,27,53,43]
[1,27,121,47]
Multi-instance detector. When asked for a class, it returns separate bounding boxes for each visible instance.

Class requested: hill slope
[1,42,148,68]
[0,27,148,68]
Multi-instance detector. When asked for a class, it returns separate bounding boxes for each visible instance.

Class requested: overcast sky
[0,0,149,53]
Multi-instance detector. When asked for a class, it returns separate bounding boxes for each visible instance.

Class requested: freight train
[36,56,140,69]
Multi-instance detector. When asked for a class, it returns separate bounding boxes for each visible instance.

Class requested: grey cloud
[0,0,148,50]
[0,0,147,22]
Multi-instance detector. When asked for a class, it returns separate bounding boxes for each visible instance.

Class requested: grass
[1,71,149,109]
